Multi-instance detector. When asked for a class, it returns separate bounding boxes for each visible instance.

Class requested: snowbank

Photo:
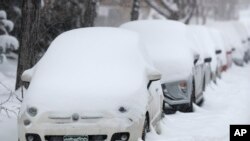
[120,20,194,83]
[21,27,152,121]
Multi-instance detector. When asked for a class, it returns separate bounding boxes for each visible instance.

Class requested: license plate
[63,135,88,141]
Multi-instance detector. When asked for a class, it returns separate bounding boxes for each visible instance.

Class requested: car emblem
[72,113,79,121]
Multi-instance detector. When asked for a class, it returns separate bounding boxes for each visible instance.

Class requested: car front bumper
[18,115,144,141]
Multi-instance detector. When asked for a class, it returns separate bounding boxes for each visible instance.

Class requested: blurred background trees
[1,0,250,89]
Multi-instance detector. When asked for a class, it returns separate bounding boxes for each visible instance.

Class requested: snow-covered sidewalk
[148,64,250,141]
[1,63,250,141]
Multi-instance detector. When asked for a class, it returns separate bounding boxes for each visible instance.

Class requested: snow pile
[21,27,153,122]
[120,20,194,83]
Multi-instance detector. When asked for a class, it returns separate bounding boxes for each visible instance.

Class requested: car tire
[141,115,150,141]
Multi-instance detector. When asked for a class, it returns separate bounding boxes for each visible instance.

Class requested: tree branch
[144,0,169,19]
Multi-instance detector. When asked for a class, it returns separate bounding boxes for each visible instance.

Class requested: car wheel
[187,96,194,112]
[141,115,150,141]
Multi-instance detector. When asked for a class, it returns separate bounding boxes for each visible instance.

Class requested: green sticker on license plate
[63,135,88,141]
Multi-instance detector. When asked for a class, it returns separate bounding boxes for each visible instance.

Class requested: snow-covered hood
[21,28,151,121]
[120,20,194,83]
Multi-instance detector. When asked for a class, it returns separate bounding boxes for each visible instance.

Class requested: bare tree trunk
[131,0,140,21]
[15,0,41,89]
[185,0,197,24]
[83,0,97,27]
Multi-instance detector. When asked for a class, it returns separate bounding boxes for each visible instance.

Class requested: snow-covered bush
[0,10,19,63]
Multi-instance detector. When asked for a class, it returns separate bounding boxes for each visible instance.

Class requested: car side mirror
[215,50,222,55]
[146,68,161,89]
[194,54,200,65]
[21,65,36,83]
[21,69,33,82]
[204,57,212,63]
[148,71,161,81]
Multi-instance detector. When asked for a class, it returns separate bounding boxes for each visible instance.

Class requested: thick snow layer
[186,27,206,65]
[21,27,152,121]
[1,19,14,32]
[0,35,19,51]
[0,10,7,19]
[207,22,243,55]
[120,20,194,83]
[187,25,217,72]
[2,62,250,141]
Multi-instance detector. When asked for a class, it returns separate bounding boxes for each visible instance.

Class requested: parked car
[231,21,250,64]
[188,25,217,86]
[186,27,207,103]
[120,20,199,113]
[209,22,244,67]
[240,20,250,62]
[207,28,227,78]
[18,27,164,141]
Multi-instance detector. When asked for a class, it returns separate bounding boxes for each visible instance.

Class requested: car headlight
[111,132,129,141]
[23,119,31,126]
[27,107,38,117]
[178,81,187,93]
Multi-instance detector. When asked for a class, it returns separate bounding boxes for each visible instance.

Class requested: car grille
[45,135,107,141]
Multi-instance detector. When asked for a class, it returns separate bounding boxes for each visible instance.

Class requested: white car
[120,20,196,113]
[18,27,164,141]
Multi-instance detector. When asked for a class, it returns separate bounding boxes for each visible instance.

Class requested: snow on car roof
[207,28,227,66]
[23,27,151,119]
[208,22,242,50]
[120,20,194,83]
[188,25,217,72]
[186,27,206,64]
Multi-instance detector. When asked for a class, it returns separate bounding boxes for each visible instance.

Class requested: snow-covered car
[240,20,250,62]
[186,27,207,103]
[188,26,217,86]
[207,28,227,78]
[120,20,197,113]
[231,21,250,64]
[209,22,244,67]
[18,27,164,141]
